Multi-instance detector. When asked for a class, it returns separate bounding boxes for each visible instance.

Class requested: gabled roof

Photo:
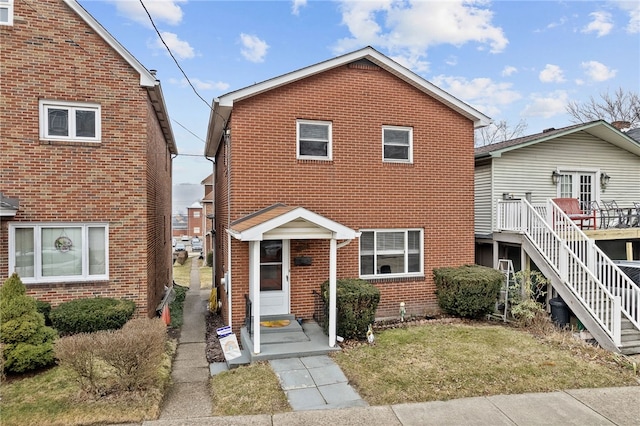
[229,204,359,241]
[475,120,640,159]
[206,46,491,157]
[64,0,177,154]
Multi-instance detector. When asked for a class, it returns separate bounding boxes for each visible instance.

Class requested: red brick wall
[0,0,172,316]
[216,62,476,332]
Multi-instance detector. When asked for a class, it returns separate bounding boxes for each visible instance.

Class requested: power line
[172,118,205,143]
[138,0,213,111]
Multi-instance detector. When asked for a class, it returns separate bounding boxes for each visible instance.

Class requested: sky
[76,0,640,212]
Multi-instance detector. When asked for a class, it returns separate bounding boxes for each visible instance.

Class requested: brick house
[204,47,490,352]
[0,0,177,317]
[186,202,203,240]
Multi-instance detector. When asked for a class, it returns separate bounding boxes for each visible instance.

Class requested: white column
[250,241,261,354]
[329,237,337,347]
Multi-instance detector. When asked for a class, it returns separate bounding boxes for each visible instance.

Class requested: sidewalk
[145,256,640,425]
[156,254,212,421]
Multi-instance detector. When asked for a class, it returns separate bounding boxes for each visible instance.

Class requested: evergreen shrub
[434,264,503,319]
[0,273,58,373]
[321,278,380,339]
[50,297,136,335]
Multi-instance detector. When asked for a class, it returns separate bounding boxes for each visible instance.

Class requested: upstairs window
[297,120,332,160]
[383,126,412,163]
[360,229,423,277]
[0,0,13,26]
[39,100,101,142]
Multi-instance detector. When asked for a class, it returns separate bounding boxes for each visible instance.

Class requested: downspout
[204,156,216,291]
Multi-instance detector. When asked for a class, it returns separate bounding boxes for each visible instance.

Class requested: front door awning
[228,203,359,241]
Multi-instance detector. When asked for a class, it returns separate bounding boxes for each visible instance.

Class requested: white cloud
[109,0,186,27]
[614,1,640,34]
[169,78,229,92]
[582,11,613,37]
[292,0,307,16]
[150,32,195,59]
[539,64,565,83]
[522,91,569,119]
[431,75,521,117]
[581,61,617,82]
[501,66,517,77]
[334,0,507,72]
[239,34,269,63]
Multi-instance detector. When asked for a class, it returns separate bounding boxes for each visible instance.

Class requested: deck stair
[496,199,640,355]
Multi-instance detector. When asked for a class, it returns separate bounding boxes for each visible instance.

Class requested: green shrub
[206,251,213,267]
[0,273,57,373]
[168,284,188,328]
[321,278,380,340]
[434,265,503,319]
[55,317,167,396]
[50,297,136,335]
[35,299,52,326]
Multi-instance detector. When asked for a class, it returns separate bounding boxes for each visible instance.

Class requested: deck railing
[496,199,640,346]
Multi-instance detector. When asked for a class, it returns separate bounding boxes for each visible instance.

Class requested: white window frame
[297,120,332,160]
[9,223,109,284]
[359,228,424,278]
[0,0,13,26]
[382,126,413,163]
[39,100,102,142]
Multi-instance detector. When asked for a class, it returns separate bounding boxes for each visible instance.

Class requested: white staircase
[496,199,640,354]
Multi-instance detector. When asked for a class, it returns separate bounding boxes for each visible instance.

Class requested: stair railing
[497,199,627,346]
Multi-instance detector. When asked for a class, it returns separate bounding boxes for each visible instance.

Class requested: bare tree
[474,119,528,147]
[566,87,640,128]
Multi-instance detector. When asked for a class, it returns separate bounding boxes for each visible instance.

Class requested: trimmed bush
[55,317,168,396]
[321,278,380,340]
[0,273,58,374]
[434,265,504,319]
[206,251,213,267]
[50,297,136,335]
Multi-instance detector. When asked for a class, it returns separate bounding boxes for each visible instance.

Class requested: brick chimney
[611,121,631,130]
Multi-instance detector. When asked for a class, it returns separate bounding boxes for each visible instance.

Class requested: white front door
[259,239,290,316]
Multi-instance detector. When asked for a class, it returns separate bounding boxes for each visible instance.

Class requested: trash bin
[549,297,570,327]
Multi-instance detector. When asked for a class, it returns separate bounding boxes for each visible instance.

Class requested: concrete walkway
[269,355,368,411]
[157,255,212,421]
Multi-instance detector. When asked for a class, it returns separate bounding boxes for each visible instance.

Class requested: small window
[193,211,201,218]
[39,100,101,142]
[0,0,13,26]
[297,120,332,160]
[360,229,423,277]
[9,223,109,283]
[383,126,412,163]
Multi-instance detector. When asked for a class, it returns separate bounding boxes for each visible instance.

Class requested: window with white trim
[39,100,101,142]
[383,126,412,163]
[297,120,332,160]
[9,223,109,283]
[0,0,13,26]
[360,229,423,277]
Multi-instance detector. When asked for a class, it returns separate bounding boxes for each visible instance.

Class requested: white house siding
[486,131,640,230]
[474,163,493,235]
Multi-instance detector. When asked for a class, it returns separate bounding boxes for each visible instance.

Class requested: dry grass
[332,322,639,406]
[210,362,291,416]
[172,255,192,287]
[0,339,175,426]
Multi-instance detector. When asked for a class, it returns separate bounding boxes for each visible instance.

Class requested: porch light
[551,170,561,185]
[600,172,610,189]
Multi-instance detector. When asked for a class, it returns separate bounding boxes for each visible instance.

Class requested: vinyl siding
[474,163,493,234]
